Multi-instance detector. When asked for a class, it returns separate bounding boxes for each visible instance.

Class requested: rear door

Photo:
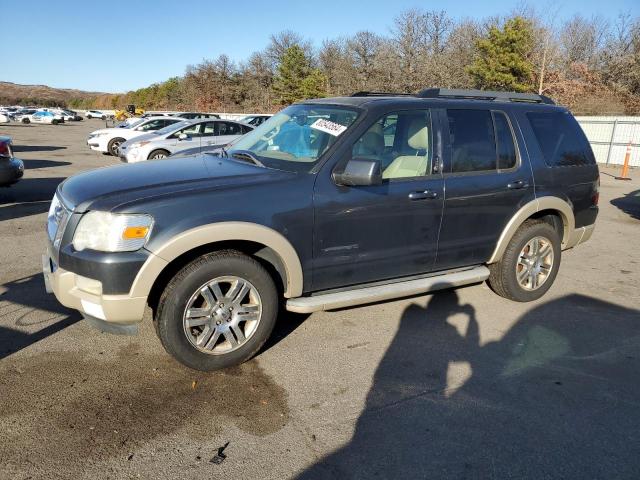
[434,107,535,270]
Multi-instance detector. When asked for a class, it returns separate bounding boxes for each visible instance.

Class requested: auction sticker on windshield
[310,118,347,136]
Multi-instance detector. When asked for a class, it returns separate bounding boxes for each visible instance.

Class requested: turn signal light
[122,226,150,239]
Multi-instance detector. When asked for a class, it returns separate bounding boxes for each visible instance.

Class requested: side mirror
[334,158,383,187]
[178,133,189,140]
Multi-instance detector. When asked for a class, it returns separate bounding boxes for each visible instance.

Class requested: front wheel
[107,137,125,156]
[155,250,279,371]
[22,118,30,124]
[148,149,169,160]
[488,220,561,302]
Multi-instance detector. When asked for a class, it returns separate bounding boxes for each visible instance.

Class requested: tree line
[79,7,640,115]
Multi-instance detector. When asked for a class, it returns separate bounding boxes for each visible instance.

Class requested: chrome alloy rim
[183,276,262,355]
[516,236,554,291]
[151,152,167,159]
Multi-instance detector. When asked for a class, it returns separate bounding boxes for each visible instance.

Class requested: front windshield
[230,104,360,172]
[153,120,191,136]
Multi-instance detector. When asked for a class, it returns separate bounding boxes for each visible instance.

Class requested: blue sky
[2,0,638,93]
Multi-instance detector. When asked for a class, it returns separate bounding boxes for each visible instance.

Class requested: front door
[312,109,444,291]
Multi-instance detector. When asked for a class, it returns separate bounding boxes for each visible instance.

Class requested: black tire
[155,250,279,371]
[107,137,125,156]
[148,149,170,160]
[488,220,561,302]
[22,118,30,124]
[101,115,106,120]
[51,119,58,125]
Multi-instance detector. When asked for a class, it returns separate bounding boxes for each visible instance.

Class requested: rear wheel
[148,149,169,160]
[101,115,106,120]
[488,220,561,302]
[155,250,278,371]
[22,118,30,124]
[107,137,125,156]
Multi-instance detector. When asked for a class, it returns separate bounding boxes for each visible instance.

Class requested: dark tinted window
[216,122,242,136]
[494,112,517,170]
[527,111,594,166]
[448,109,497,172]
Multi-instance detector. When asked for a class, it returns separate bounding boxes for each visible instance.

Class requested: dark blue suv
[43,88,599,370]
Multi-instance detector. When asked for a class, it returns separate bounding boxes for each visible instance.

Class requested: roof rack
[351,91,413,97]
[415,88,555,105]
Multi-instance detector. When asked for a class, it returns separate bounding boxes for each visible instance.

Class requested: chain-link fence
[576,117,640,167]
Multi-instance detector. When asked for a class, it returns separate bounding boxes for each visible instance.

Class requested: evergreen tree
[273,45,326,104]
[467,17,535,92]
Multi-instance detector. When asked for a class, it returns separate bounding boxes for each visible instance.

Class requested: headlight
[88,132,106,138]
[72,211,153,252]
[130,141,150,148]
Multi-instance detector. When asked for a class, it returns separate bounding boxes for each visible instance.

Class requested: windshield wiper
[230,150,264,167]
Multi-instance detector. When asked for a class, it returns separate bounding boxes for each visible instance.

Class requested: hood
[58,154,295,212]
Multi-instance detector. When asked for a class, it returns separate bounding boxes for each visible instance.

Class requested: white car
[22,111,64,125]
[118,119,252,163]
[0,113,10,124]
[87,116,185,156]
[86,110,106,119]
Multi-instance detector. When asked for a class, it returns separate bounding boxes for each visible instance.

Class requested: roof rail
[415,88,556,105]
[351,91,412,97]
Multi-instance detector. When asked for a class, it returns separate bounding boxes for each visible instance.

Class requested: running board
[286,265,490,313]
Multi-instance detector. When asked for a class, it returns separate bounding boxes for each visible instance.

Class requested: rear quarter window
[527,111,595,167]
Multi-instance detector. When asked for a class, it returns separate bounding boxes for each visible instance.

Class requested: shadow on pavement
[12,145,66,153]
[21,158,72,169]
[0,274,81,360]
[611,189,640,221]
[296,291,640,479]
[0,177,64,221]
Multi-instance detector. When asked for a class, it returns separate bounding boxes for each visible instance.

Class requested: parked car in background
[118,119,252,162]
[239,114,272,127]
[13,109,37,122]
[0,136,24,187]
[173,112,220,119]
[22,110,64,124]
[86,110,106,119]
[87,116,186,156]
[169,128,250,157]
[0,113,10,124]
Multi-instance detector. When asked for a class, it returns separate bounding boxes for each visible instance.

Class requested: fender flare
[488,197,575,264]
[129,222,304,298]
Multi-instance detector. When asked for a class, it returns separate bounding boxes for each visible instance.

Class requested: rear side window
[527,111,594,167]
[494,112,517,170]
[448,109,497,173]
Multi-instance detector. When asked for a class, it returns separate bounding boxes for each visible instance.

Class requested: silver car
[118,119,253,163]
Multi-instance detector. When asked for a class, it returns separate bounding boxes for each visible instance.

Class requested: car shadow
[0,274,81,360]
[295,292,640,479]
[21,158,72,169]
[0,177,64,221]
[11,145,66,153]
[611,189,640,221]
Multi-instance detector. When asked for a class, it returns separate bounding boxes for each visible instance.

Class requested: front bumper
[43,252,147,325]
[87,136,108,152]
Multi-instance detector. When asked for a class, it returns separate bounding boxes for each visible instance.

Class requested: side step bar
[286,265,490,313]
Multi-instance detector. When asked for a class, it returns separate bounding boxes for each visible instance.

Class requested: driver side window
[352,110,432,180]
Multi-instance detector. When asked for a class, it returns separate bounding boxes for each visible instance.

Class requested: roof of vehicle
[303,88,564,110]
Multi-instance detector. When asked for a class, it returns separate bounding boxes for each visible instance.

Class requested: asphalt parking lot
[1,119,639,479]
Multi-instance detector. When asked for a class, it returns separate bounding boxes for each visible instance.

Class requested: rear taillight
[592,175,600,206]
[0,141,9,157]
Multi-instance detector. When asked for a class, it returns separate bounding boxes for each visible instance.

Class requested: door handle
[507,180,529,190]
[408,190,439,200]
